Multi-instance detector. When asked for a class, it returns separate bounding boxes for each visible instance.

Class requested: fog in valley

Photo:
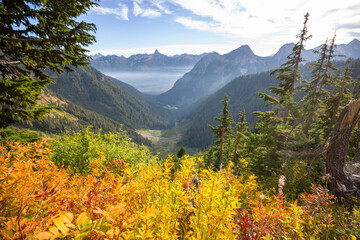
[103,67,192,95]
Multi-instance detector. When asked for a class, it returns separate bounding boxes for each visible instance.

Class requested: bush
[50,127,156,175]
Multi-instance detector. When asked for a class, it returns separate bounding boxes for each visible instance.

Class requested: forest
[1,1,360,239]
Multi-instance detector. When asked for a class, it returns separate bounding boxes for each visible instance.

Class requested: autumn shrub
[1,138,360,239]
[50,127,155,175]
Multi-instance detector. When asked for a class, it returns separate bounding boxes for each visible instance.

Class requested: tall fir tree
[322,59,356,137]
[232,110,248,165]
[301,35,337,135]
[0,0,97,128]
[260,12,311,123]
[209,94,234,169]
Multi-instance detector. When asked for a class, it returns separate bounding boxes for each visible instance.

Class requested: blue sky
[82,0,360,57]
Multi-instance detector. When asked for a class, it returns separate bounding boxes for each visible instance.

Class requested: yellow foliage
[1,139,360,239]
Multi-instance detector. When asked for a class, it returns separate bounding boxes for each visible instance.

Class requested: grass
[137,121,202,158]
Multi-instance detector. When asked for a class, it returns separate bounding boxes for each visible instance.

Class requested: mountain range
[91,50,207,72]
[156,38,360,109]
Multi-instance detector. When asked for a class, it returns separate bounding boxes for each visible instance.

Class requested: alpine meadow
[2,1,360,239]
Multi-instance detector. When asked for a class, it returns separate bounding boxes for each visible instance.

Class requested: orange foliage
[0,139,359,239]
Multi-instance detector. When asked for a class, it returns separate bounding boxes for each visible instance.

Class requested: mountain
[156,39,360,109]
[156,45,280,108]
[179,71,277,148]
[335,39,360,59]
[18,89,152,145]
[179,59,360,149]
[46,66,173,130]
[90,50,207,72]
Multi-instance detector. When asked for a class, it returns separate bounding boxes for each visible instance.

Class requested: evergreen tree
[232,110,248,164]
[260,12,311,123]
[177,146,186,158]
[322,59,356,137]
[0,0,97,128]
[209,94,234,169]
[301,35,336,134]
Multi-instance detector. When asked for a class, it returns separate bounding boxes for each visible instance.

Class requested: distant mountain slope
[47,66,172,130]
[18,90,152,145]
[156,39,360,109]
[179,71,277,148]
[91,50,207,72]
[180,59,360,149]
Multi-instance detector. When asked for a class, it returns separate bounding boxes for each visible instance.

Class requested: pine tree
[209,94,234,169]
[0,0,97,128]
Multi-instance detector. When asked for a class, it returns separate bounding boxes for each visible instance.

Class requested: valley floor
[137,122,200,158]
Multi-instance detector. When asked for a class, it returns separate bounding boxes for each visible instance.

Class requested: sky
[81,0,360,57]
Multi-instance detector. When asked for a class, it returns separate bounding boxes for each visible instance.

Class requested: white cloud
[91,4,129,20]
[153,1,172,14]
[162,0,360,55]
[175,17,214,31]
[133,2,162,18]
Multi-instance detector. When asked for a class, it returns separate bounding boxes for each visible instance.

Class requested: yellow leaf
[35,232,53,239]
[350,235,357,240]
[49,227,59,235]
[76,212,88,226]
[65,223,76,229]
[54,218,69,234]
[60,212,73,224]
[111,203,126,215]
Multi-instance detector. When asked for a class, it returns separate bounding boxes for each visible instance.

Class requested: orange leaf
[35,232,53,239]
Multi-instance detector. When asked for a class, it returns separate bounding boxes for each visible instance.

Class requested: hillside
[179,71,277,148]
[156,39,360,109]
[180,59,360,149]
[47,66,173,130]
[17,89,152,145]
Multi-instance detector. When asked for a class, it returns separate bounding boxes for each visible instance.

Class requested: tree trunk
[326,99,360,202]
[354,134,360,163]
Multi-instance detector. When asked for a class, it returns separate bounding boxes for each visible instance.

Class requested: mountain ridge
[91,50,207,72]
[156,38,360,109]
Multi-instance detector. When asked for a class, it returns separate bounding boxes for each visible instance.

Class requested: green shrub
[50,127,156,175]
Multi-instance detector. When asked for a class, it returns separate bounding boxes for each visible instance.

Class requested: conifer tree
[209,94,234,169]
[232,110,248,164]
[261,12,311,123]
[0,0,97,128]
[177,146,186,158]
[301,35,336,134]
[322,59,356,137]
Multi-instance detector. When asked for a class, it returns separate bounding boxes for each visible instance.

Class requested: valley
[101,67,192,94]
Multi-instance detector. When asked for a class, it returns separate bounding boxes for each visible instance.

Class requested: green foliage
[0,0,97,128]
[50,127,156,175]
[0,128,41,144]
